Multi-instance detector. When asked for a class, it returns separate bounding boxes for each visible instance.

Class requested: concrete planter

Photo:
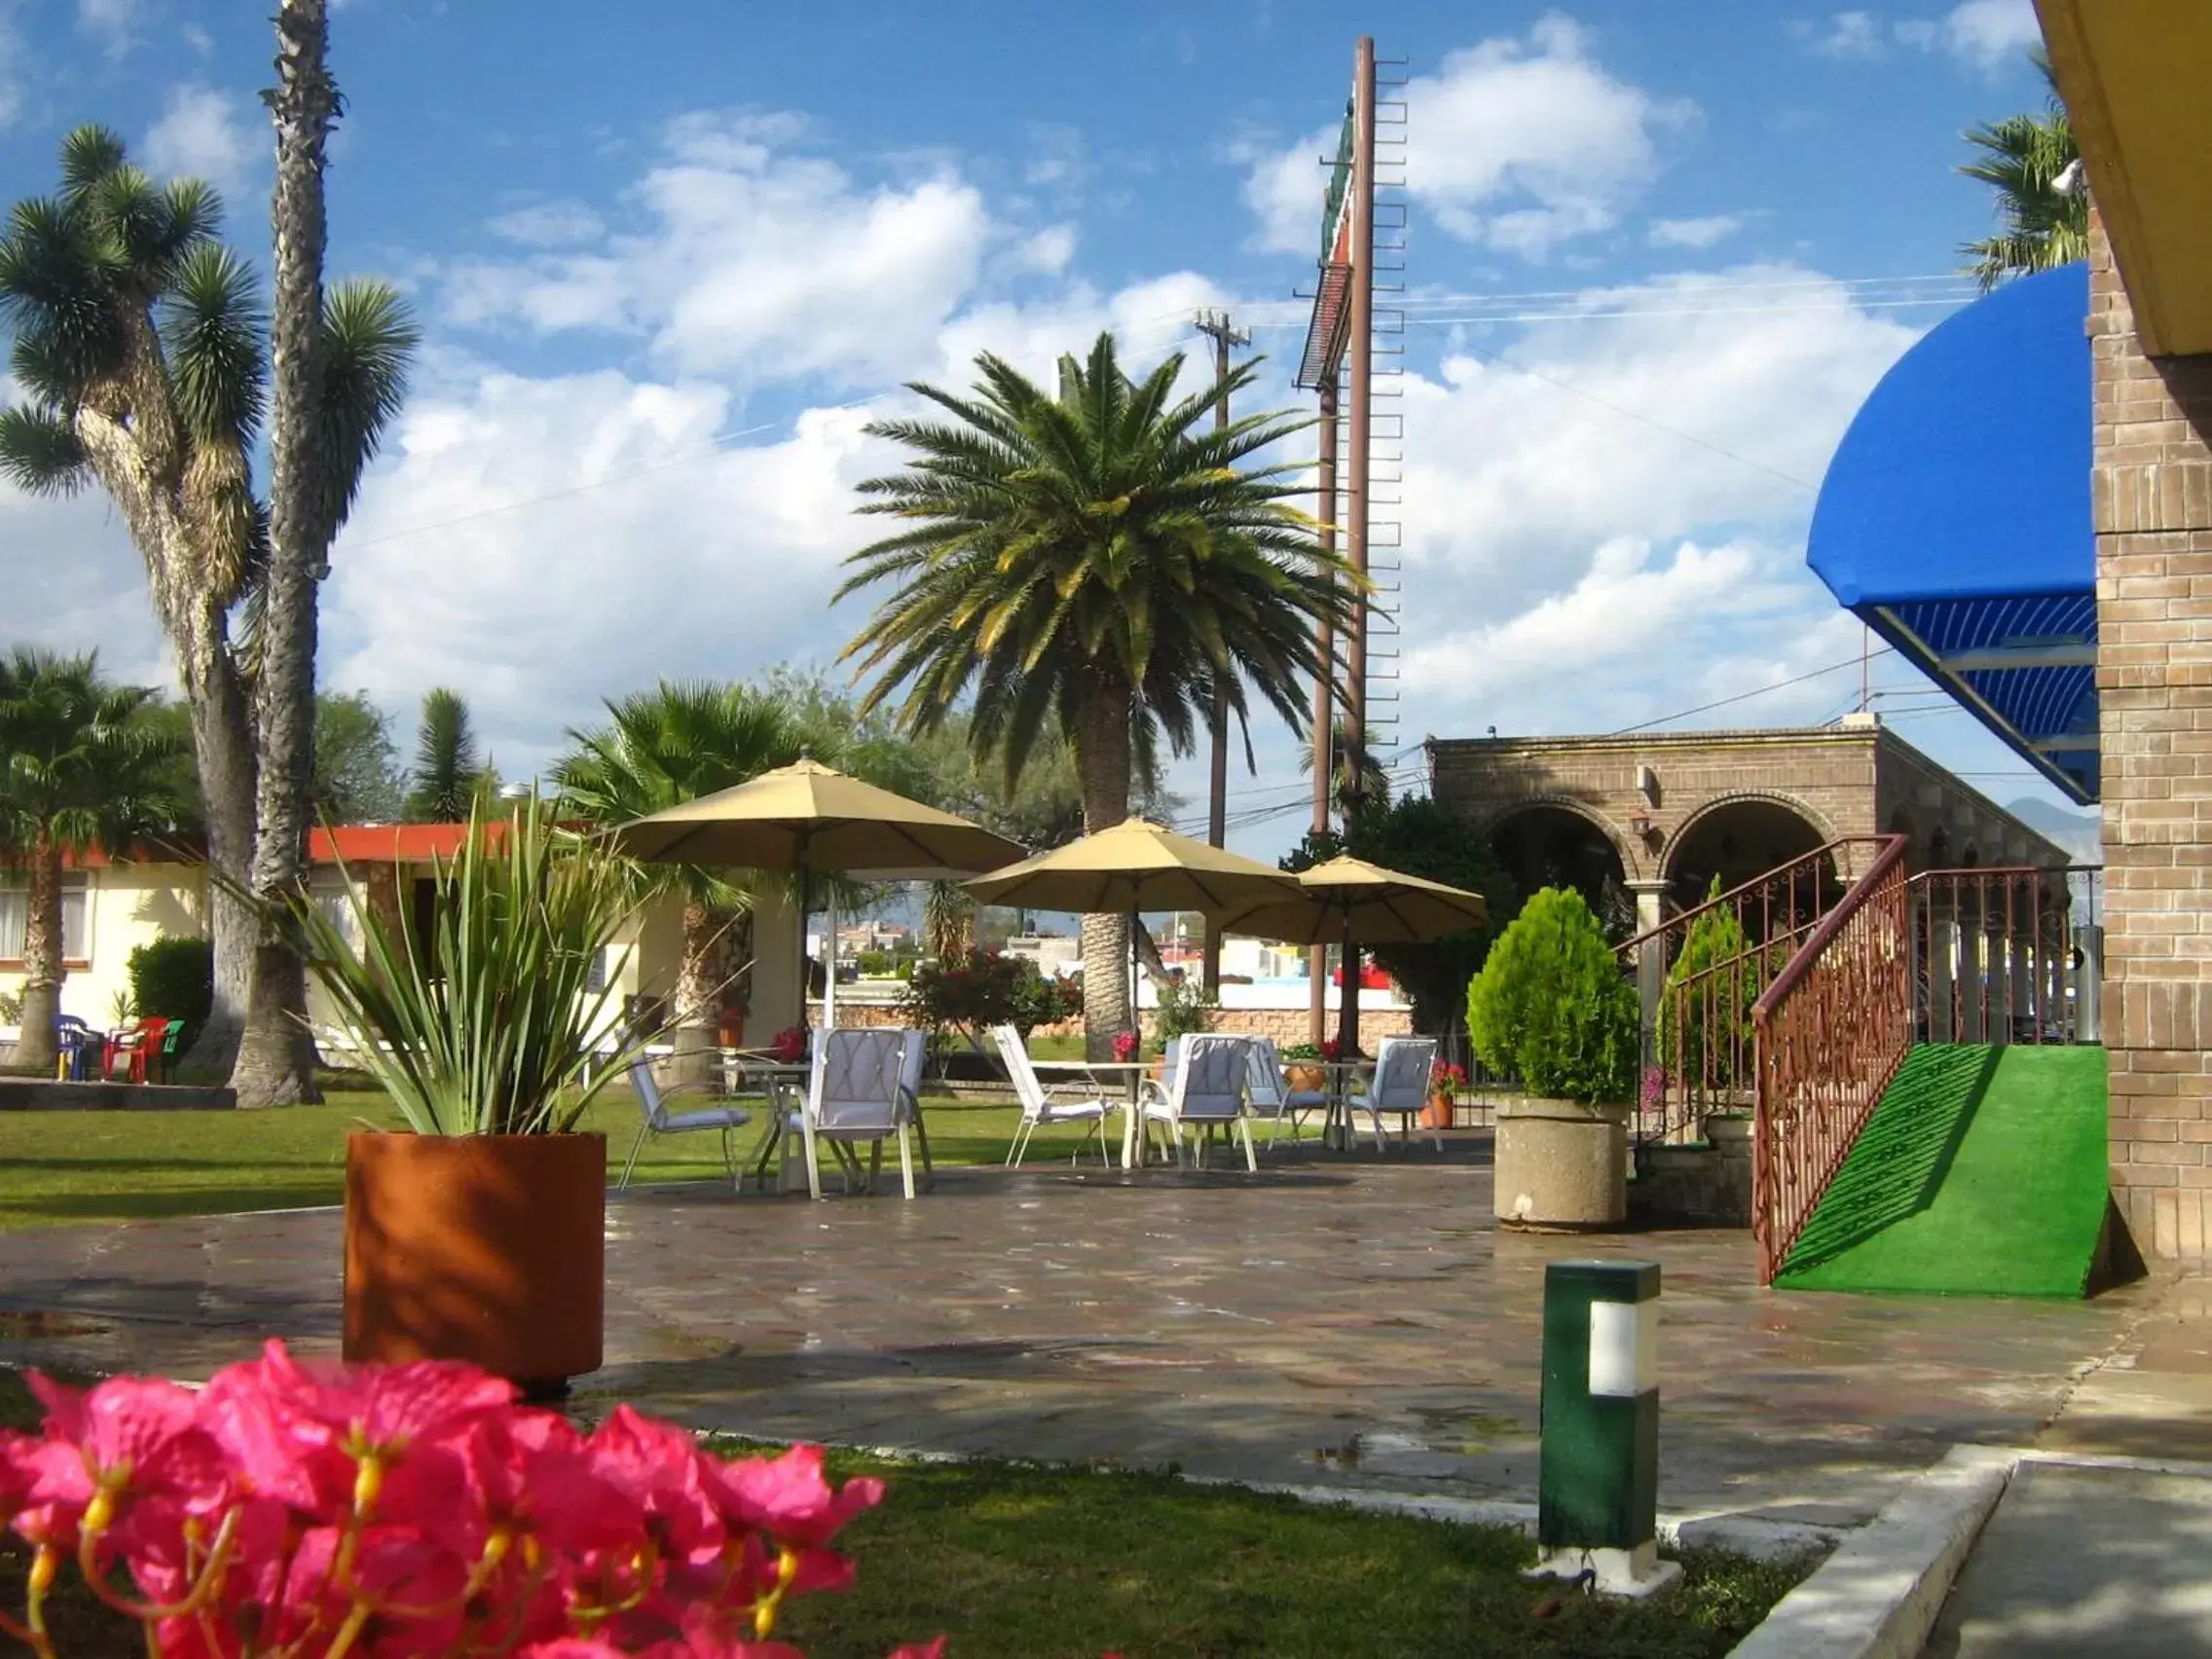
[1494,1097,1628,1230]
[1703,1112,1753,1149]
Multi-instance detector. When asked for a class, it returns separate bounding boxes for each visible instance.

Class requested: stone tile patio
[0,1139,2164,1530]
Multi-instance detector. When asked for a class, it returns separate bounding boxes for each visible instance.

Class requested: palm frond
[0,406,91,496]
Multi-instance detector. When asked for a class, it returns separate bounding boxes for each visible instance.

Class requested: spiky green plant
[287,795,641,1135]
[1959,50,2086,289]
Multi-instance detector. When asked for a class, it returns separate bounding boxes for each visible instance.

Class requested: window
[0,875,90,964]
[309,876,362,954]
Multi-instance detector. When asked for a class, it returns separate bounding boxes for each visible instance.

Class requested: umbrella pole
[796,862,811,1031]
[1338,905,1359,1058]
[824,880,838,1031]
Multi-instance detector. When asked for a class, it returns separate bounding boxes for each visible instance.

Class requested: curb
[1729,1444,2013,1659]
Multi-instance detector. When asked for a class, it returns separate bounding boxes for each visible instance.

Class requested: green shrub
[903,950,1080,1042]
[857,949,892,977]
[1465,886,1638,1104]
[1153,973,1217,1048]
[1656,877,1763,1088]
[126,936,213,1034]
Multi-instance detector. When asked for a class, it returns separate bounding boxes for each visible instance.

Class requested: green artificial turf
[0,1371,1810,1659]
[1777,1044,2109,1298]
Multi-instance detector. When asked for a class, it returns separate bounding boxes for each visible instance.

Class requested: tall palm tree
[1960,50,2086,289]
[1299,716,1393,822]
[837,332,1359,1056]
[0,129,413,1099]
[553,681,814,1083]
[404,688,490,822]
[0,650,184,1075]
[239,0,418,1106]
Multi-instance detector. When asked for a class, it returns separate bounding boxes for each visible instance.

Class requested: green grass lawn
[0,1074,1330,1233]
[0,1371,1808,1658]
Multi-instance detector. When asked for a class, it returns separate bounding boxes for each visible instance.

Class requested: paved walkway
[0,1141,2164,1530]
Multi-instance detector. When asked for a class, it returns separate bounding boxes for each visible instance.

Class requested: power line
[1608,646,1898,735]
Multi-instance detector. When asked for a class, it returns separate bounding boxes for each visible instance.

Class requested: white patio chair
[897,1029,935,1185]
[1138,1033,1257,1171]
[991,1024,1111,1168]
[1236,1034,1330,1150]
[618,1056,753,1190]
[794,1027,921,1200]
[1348,1036,1442,1153]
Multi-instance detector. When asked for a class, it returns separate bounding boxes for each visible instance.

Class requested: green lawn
[0,1075,1329,1232]
[0,1370,1808,1658]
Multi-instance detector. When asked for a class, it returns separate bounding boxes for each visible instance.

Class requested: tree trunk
[236,0,340,1110]
[670,902,720,1087]
[1075,682,1134,1060]
[179,605,259,1082]
[14,830,64,1078]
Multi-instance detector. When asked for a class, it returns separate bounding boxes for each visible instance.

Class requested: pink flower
[887,1642,950,1659]
[705,1444,883,1549]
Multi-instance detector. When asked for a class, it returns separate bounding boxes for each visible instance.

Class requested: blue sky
[1,0,2073,850]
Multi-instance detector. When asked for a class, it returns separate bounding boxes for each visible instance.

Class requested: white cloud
[1800,12,1884,59]
[77,0,139,57]
[1243,13,1692,261]
[142,84,259,201]
[1930,0,2041,70]
[1649,214,1744,249]
[0,6,25,130]
[443,111,993,387]
[487,199,607,248]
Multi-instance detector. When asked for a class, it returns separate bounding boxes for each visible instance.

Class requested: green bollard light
[1535,1259,1679,1597]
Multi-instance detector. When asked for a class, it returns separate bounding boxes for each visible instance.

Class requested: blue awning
[1807,263,2097,803]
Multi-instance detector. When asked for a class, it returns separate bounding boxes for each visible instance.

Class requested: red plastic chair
[105,1016,171,1085]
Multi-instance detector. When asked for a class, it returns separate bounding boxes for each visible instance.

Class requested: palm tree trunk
[14,830,64,1078]
[1075,681,1134,1060]
[235,0,340,1110]
[671,901,720,1087]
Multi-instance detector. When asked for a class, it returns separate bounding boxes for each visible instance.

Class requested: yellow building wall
[0,861,205,1032]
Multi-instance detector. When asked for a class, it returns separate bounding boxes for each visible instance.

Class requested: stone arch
[1484,795,1639,937]
[1661,791,1839,923]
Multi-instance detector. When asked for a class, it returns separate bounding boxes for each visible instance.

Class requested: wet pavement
[0,1138,2163,1530]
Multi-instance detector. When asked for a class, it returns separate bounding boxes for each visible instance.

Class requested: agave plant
[289,794,642,1135]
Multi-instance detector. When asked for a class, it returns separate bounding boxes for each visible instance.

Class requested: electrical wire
[1607,646,1898,735]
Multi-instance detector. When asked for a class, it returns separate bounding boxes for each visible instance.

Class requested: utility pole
[1195,308,1249,999]
[1339,34,1377,1057]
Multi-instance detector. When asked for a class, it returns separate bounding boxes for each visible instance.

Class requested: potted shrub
[287,796,644,1398]
[1467,887,1639,1230]
[1424,1060,1465,1130]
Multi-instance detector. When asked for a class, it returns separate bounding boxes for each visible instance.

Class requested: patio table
[1309,1059,1375,1152]
[1027,1059,1154,1169]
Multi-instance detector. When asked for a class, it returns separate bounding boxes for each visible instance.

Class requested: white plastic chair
[992,1024,1111,1167]
[1236,1034,1330,1150]
[1138,1033,1257,1171]
[619,1056,754,1189]
[794,1027,921,1200]
[897,1029,935,1185]
[1348,1036,1441,1152]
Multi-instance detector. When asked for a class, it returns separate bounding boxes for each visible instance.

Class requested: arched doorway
[1490,803,1634,940]
[1665,796,1836,937]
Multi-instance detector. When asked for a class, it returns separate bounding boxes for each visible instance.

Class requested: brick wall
[829,1000,1410,1046]
[2090,209,2212,1259]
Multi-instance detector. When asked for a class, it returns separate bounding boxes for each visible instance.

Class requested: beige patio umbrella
[609,756,1024,1026]
[965,818,1299,1034]
[1212,855,1490,1052]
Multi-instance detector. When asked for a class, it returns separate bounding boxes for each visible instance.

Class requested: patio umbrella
[964,819,1298,1034]
[1212,855,1489,1052]
[609,756,1023,1028]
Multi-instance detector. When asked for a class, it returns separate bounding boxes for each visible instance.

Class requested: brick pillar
[2091,209,2212,1260]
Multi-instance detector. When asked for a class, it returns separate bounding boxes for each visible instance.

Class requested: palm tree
[238,0,418,1106]
[836,332,1358,1056]
[1299,717,1393,822]
[1960,50,2086,289]
[0,128,414,1099]
[404,688,491,822]
[553,681,813,1083]
[0,650,184,1075]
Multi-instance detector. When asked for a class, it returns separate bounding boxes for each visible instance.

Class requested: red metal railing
[1750,834,1913,1282]
[1617,837,1887,1146]
[1909,866,2099,1045]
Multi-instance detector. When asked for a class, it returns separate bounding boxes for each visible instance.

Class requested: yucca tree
[0,650,184,1075]
[1960,50,2086,289]
[0,128,414,1099]
[405,688,493,823]
[837,332,1359,1056]
[553,682,814,1083]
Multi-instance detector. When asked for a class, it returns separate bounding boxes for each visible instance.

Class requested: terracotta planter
[1284,1063,1327,1094]
[1421,1089,1456,1130]
[345,1131,605,1394]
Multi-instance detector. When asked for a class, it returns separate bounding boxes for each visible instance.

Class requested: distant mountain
[2005,796,2103,866]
